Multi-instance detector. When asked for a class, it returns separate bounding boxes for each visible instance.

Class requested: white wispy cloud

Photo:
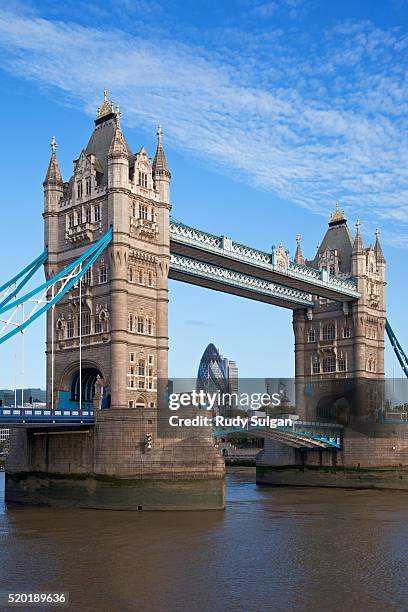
[0,5,407,245]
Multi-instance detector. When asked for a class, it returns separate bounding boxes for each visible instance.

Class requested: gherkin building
[196,343,229,396]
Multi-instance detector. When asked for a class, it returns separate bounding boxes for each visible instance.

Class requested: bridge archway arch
[316,394,351,425]
[58,360,109,409]
[70,368,102,403]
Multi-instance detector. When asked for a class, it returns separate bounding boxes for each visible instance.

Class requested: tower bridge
[2,90,408,510]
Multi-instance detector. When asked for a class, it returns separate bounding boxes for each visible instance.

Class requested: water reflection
[1,470,408,612]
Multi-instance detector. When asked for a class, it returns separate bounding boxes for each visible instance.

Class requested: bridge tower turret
[152,125,170,205]
[43,136,64,270]
[43,137,64,408]
[107,109,131,410]
[293,204,386,423]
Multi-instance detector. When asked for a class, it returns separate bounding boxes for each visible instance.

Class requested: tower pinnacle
[157,125,163,145]
[108,111,128,158]
[374,228,385,263]
[352,219,365,254]
[43,135,63,186]
[294,234,305,265]
[152,125,170,179]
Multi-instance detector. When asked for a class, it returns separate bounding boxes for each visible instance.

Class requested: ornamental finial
[97,87,115,118]
[296,233,301,244]
[157,125,163,145]
[330,201,345,223]
[50,135,57,153]
[375,227,380,238]
[356,219,361,232]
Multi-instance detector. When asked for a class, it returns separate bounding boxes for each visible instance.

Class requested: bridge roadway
[169,219,360,305]
[0,406,341,449]
[213,426,341,449]
[0,406,94,427]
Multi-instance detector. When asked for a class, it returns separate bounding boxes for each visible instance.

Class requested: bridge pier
[5,417,225,510]
[256,428,408,490]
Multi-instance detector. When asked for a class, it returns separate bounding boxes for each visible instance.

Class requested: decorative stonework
[274,244,288,274]
[130,217,158,240]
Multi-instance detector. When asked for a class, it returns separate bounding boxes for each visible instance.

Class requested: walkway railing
[170,219,360,298]
[0,406,94,426]
[170,253,314,307]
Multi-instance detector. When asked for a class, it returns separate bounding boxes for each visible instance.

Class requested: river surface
[1,469,408,612]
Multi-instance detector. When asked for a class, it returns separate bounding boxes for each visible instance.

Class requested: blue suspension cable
[0,251,48,309]
[385,319,408,378]
[0,229,112,316]
[0,228,112,346]
[0,250,47,296]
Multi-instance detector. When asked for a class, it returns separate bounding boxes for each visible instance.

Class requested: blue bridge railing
[0,406,95,426]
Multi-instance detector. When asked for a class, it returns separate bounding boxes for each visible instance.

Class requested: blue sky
[0,0,408,387]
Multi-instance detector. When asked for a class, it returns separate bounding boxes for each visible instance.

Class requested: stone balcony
[131,217,158,240]
[65,221,102,245]
[68,284,93,302]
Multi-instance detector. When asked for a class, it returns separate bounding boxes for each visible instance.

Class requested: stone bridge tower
[6,91,224,510]
[44,92,170,416]
[293,204,386,425]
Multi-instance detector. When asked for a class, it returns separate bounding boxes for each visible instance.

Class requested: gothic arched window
[307,329,316,343]
[67,319,74,339]
[99,264,107,284]
[322,323,335,341]
[80,309,91,336]
[343,325,351,338]
[135,396,146,409]
[94,315,101,334]
[338,353,347,372]
[138,359,145,376]
[322,354,336,373]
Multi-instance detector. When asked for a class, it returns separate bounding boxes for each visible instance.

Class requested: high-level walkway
[169,219,360,305]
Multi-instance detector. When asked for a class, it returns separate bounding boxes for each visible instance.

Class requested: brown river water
[1,468,408,612]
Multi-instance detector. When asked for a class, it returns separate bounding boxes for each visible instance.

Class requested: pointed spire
[352,219,365,254]
[152,125,170,179]
[374,228,385,263]
[294,234,305,265]
[43,136,63,186]
[108,111,128,158]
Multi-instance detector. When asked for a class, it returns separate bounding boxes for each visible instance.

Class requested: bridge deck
[1,408,342,449]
